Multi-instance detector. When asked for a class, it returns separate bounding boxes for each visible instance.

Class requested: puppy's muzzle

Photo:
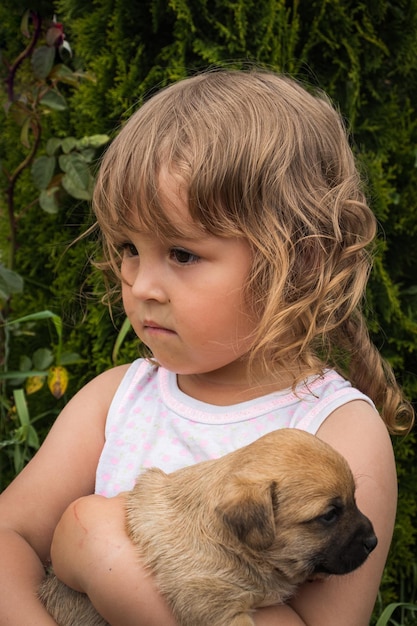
[314,510,377,576]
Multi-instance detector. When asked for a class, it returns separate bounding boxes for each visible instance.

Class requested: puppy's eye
[317,506,340,525]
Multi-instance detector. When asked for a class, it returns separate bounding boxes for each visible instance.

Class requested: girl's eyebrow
[161,232,218,247]
[161,217,211,241]
[170,229,214,243]
[113,232,208,250]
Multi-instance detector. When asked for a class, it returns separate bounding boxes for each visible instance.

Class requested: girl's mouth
[143,321,175,335]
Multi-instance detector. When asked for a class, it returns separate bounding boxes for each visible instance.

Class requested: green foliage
[375,603,417,626]
[0,0,416,618]
[374,563,417,625]
[0,265,24,300]
[0,310,79,488]
[0,8,98,269]
[0,6,108,487]
[0,389,40,477]
[31,133,109,211]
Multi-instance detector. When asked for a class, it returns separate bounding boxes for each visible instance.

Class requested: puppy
[39,428,377,626]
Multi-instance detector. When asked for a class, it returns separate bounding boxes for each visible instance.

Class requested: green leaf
[0,438,20,450]
[19,355,32,372]
[112,318,132,363]
[7,311,62,343]
[14,422,39,449]
[33,348,54,370]
[60,352,81,365]
[49,64,81,87]
[80,148,96,163]
[40,91,68,111]
[14,425,26,444]
[14,443,24,474]
[31,156,56,190]
[59,153,92,199]
[13,389,30,427]
[31,46,55,79]
[26,424,40,449]
[59,153,89,183]
[39,187,60,214]
[20,116,32,149]
[0,265,24,300]
[61,174,92,200]
[46,138,62,156]
[20,9,31,37]
[375,602,417,626]
[61,137,78,153]
[51,315,63,345]
[77,135,109,149]
[0,371,48,381]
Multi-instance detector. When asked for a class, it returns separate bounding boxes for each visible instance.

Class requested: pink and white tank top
[95,359,376,496]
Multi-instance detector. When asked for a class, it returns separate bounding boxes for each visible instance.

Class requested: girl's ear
[216,479,278,550]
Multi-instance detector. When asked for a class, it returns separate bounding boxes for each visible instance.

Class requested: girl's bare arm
[0,365,128,624]
[289,400,397,626]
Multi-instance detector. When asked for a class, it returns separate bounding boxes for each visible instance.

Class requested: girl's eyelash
[117,242,199,264]
[170,247,200,264]
[120,242,138,256]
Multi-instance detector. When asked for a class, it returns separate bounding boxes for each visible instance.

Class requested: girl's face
[120,170,258,386]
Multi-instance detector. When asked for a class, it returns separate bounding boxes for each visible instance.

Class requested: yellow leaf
[25,376,44,395]
[47,366,68,399]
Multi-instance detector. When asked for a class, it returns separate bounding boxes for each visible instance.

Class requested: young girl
[0,69,413,626]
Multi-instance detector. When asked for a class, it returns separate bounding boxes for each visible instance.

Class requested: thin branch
[6,118,42,269]
[5,12,42,103]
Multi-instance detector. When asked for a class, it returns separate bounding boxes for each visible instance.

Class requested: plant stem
[4,11,42,270]
[5,11,42,103]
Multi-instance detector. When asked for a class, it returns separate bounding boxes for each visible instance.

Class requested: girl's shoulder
[85,361,134,390]
[104,358,155,411]
[70,361,137,414]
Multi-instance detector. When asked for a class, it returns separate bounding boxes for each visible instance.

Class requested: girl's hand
[51,494,178,626]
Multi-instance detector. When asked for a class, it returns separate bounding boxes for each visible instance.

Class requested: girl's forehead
[121,167,207,240]
[157,166,191,224]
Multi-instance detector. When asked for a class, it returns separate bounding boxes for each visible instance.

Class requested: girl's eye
[170,248,200,265]
[121,243,138,257]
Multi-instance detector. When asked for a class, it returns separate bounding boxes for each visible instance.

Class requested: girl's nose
[129,262,168,303]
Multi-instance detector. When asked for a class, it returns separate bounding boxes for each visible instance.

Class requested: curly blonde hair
[92,69,414,435]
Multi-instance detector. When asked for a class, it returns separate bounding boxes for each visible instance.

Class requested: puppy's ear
[217,479,278,550]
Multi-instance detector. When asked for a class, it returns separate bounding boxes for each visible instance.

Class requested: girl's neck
[176,367,298,406]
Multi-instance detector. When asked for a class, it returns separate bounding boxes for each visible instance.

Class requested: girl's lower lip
[144,325,175,335]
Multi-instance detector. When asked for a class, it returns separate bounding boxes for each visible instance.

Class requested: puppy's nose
[364,534,378,555]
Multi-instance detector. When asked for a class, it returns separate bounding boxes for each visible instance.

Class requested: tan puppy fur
[39,429,377,626]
